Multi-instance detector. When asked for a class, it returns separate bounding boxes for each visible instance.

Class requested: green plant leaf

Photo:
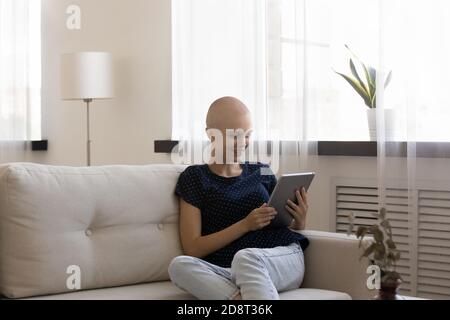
[387,250,401,262]
[384,70,393,88]
[379,207,387,220]
[356,227,368,249]
[381,216,394,237]
[344,45,380,108]
[367,67,377,105]
[361,65,373,97]
[347,212,357,236]
[361,242,376,260]
[387,251,396,263]
[386,239,396,250]
[347,223,354,236]
[356,226,368,239]
[380,220,391,230]
[370,225,384,242]
[374,245,385,261]
[368,67,377,91]
[349,59,369,93]
[334,71,372,107]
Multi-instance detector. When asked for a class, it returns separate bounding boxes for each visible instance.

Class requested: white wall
[32,0,450,233]
[32,0,173,166]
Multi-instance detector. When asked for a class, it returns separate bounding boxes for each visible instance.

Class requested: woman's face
[225,128,253,163]
[207,113,253,164]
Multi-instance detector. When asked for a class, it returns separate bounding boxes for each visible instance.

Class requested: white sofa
[0,163,372,300]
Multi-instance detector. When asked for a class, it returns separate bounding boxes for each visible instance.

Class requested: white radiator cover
[331,177,450,300]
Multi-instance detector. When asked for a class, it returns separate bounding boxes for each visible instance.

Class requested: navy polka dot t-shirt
[174,161,309,268]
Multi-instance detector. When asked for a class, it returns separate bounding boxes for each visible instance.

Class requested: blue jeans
[168,242,305,300]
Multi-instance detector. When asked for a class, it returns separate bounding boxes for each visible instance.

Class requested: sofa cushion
[279,288,351,300]
[22,281,351,300]
[0,163,187,299]
[23,281,196,300]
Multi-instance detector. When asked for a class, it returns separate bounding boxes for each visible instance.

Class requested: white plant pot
[367,109,377,141]
[366,108,396,141]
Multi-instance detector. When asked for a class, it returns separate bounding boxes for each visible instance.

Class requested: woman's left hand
[285,187,308,230]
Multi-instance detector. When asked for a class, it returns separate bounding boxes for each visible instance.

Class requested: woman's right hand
[241,203,278,232]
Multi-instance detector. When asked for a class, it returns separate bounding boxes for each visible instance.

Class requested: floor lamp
[60,52,114,166]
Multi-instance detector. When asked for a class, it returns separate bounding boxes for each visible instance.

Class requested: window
[172,0,450,142]
[267,0,450,142]
[0,0,41,141]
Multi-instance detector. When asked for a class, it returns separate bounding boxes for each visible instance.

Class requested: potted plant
[335,45,393,141]
[347,207,403,300]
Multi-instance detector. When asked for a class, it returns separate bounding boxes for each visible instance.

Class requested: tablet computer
[267,172,315,228]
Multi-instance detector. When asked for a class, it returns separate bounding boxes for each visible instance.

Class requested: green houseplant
[347,207,403,299]
[335,45,393,141]
[334,45,392,109]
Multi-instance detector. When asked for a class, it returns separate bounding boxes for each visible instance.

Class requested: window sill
[0,140,47,151]
[155,140,450,159]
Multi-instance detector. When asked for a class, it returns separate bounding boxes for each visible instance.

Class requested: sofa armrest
[297,230,374,300]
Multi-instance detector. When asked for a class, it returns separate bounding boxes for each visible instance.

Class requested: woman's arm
[179,199,278,258]
[179,198,249,258]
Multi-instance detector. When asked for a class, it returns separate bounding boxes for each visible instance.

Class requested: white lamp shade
[60,52,114,100]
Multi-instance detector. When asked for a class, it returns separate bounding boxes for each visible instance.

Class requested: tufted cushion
[0,163,187,299]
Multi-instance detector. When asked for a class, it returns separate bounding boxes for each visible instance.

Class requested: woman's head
[206,97,253,164]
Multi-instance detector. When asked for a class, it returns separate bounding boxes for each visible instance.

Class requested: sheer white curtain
[171,0,268,167]
[171,0,317,174]
[327,0,450,299]
[172,0,450,298]
[376,0,450,299]
[0,0,41,163]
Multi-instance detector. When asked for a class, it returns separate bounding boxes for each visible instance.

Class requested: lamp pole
[84,98,93,166]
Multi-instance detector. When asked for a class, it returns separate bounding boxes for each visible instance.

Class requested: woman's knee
[168,255,197,282]
[231,248,263,277]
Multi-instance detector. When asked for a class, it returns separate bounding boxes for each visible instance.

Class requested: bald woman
[168,97,310,300]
